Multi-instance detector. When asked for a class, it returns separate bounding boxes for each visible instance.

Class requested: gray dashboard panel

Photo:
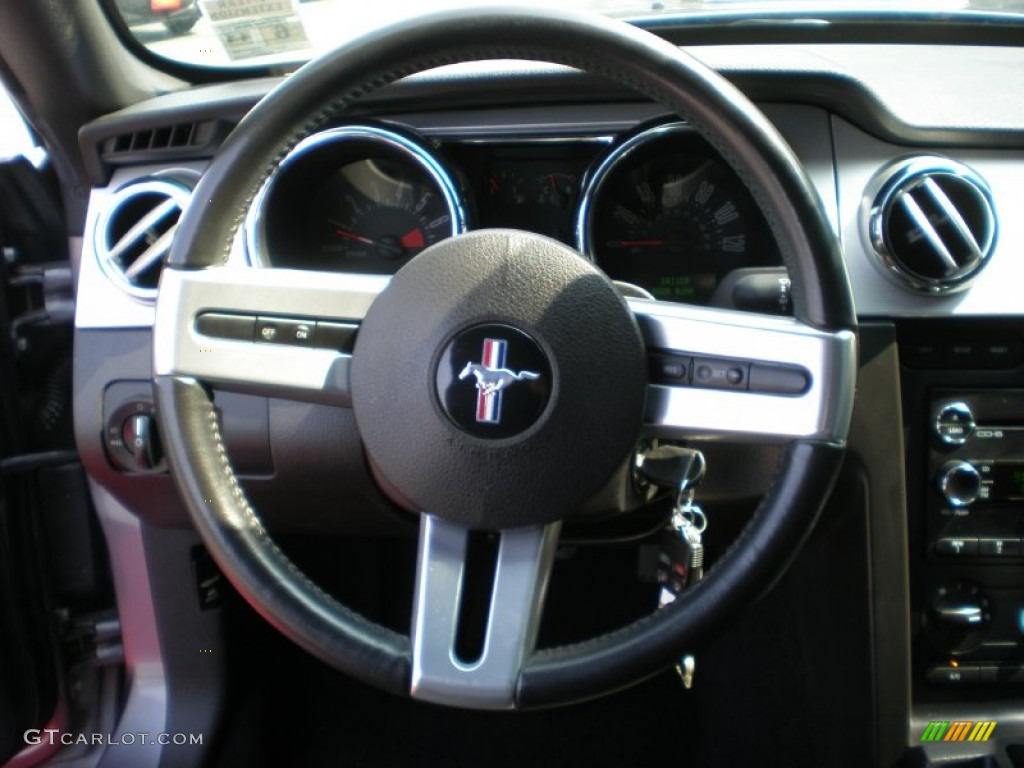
[833,117,1024,317]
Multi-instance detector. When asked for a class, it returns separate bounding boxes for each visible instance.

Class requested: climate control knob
[926,582,990,654]
[937,461,982,508]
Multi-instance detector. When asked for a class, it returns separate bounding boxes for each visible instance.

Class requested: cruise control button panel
[195,312,357,352]
[649,352,809,396]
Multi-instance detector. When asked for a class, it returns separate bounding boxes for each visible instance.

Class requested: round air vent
[865,156,996,295]
[94,173,196,300]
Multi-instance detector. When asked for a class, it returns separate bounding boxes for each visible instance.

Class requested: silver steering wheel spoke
[630,298,857,443]
[154,265,387,405]
[411,514,561,709]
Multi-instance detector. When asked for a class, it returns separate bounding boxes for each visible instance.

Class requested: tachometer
[577,122,781,304]
[248,125,466,273]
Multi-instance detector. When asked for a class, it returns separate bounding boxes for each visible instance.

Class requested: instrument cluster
[247,120,785,308]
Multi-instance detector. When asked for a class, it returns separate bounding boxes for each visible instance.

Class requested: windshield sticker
[201,0,311,61]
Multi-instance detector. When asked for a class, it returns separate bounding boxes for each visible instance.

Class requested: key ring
[681,505,708,533]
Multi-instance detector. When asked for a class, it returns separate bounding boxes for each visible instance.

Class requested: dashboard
[247,119,784,309]
[68,39,1024,768]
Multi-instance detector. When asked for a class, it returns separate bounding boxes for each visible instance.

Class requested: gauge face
[313,157,453,273]
[250,125,465,274]
[580,124,781,304]
[482,166,579,242]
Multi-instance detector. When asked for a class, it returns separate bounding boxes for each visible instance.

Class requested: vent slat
[921,177,983,261]
[123,224,177,281]
[169,124,191,147]
[898,191,959,275]
[107,197,179,263]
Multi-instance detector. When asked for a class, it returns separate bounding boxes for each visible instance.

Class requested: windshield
[111,0,1024,70]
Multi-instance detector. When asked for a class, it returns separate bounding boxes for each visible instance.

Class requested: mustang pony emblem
[458,338,542,424]
[459,362,541,396]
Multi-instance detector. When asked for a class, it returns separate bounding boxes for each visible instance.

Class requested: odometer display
[578,123,781,304]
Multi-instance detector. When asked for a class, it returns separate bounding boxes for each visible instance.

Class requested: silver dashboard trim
[835,117,1023,316]
[91,481,167,768]
[410,515,560,709]
[630,298,856,444]
[863,155,996,295]
[154,266,387,404]
[575,121,692,260]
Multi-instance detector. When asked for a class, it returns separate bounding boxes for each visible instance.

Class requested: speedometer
[247,125,466,274]
[576,122,781,304]
[317,157,455,267]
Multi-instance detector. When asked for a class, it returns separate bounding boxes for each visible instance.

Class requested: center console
[901,319,1024,706]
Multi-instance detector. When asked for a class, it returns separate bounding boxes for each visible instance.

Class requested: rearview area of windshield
[111,0,1024,71]
[112,0,657,69]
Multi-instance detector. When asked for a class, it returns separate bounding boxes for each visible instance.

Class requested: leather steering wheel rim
[155,6,856,709]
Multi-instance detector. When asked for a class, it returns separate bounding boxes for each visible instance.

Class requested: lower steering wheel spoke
[154,265,386,405]
[410,515,561,709]
[630,299,856,443]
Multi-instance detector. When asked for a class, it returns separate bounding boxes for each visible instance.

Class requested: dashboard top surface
[72,39,1024,330]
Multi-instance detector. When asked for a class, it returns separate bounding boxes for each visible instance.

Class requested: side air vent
[865,157,997,295]
[109,123,201,154]
[97,120,229,162]
[93,174,196,300]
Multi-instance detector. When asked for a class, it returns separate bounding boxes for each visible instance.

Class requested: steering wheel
[153,7,856,710]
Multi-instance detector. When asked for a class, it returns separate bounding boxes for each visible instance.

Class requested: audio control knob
[935,402,975,445]
[938,461,982,507]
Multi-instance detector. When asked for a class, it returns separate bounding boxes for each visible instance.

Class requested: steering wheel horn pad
[351,230,647,530]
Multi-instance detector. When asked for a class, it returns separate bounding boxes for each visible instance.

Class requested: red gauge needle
[607,239,665,248]
[332,226,377,245]
[328,219,404,257]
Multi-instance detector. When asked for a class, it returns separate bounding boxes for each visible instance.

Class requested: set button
[648,352,809,396]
